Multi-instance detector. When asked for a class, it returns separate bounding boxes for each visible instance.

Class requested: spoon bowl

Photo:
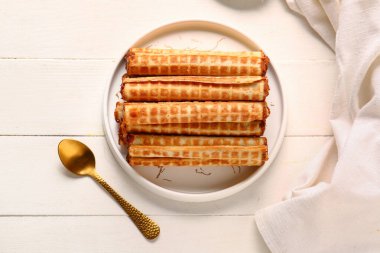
[57,139,160,240]
[58,139,96,176]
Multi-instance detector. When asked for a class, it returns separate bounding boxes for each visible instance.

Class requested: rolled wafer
[118,121,266,144]
[125,48,269,76]
[128,157,267,166]
[127,134,267,146]
[115,101,124,123]
[129,145,267,160]
[121,76,269,102]
[117,101,269,125]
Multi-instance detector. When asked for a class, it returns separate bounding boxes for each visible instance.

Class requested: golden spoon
[57,139,160,240]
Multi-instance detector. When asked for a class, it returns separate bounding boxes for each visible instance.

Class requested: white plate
[103,20,286,202]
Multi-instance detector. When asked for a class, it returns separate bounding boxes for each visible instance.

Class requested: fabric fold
[256,1,380,252]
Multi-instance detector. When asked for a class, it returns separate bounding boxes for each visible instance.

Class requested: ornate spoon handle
[89,171,160,239]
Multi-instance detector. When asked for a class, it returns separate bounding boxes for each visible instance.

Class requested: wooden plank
[0,0,333,61]
[0,136,331,215]
[0,59,335,136]
[0,216,269,253]
[0,59,114,135]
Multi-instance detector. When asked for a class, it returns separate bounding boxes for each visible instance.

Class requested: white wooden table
[0,1,336,252]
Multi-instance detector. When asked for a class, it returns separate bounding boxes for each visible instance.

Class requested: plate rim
[102,20,287,202]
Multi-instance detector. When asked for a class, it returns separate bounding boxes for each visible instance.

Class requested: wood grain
[0,216,270,253]
[0,0,334,60]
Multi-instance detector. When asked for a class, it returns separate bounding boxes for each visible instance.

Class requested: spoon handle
[90,171,160,240]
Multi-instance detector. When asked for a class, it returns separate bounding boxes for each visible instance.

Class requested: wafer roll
[121,76,269,102]
[125,48,269,76]
[119,121,266,144]
[128,157,266,166]
[118,101,269,125]
[129,145,267,160]
[115,101,124,123]
[127,134,267,146]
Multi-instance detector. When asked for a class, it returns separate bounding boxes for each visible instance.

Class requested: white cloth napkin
[255,1,380,252]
